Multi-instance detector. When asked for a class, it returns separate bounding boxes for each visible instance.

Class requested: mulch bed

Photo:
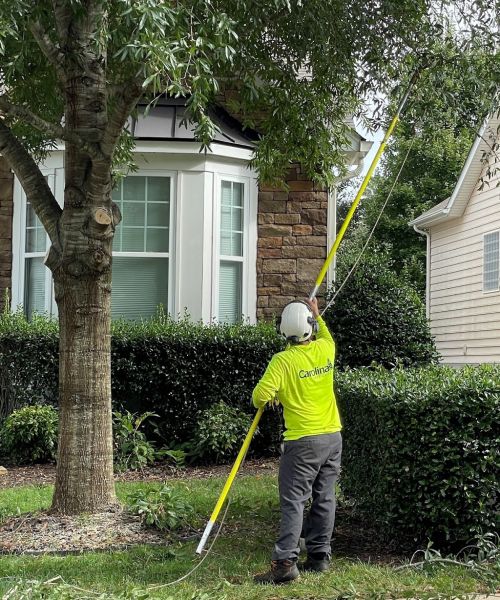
[0,458,278,489]
[0,459,403,562]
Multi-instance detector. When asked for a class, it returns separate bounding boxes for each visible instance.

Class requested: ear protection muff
[308,316,319,334]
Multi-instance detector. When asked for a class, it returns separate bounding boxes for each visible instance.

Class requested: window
[18,174,172,321]
[484,231,500,292]
[24,195,50,316]
[111,175,172,320]
[218,180,245,323]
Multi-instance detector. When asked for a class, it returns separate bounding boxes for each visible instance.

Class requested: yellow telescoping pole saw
[195,70,421,555]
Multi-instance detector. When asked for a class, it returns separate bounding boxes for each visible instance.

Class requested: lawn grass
[0,476,496,599]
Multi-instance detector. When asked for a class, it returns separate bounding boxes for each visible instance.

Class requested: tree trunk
[51,272,117,514]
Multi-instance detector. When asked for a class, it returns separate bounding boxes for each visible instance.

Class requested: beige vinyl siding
[429,160,500,365]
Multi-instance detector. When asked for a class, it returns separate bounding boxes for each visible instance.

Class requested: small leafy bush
[189,401,253,464]
[0,405,58,464]
[325,246,438,368]
[336,364,500,547]
[127,484,193,530]
[113,410,158,472]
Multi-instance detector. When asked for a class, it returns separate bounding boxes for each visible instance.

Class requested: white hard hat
[277,301,318,343]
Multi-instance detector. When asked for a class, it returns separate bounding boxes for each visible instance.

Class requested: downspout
[413,224,431,319]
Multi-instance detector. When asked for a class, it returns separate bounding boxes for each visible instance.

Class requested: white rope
[321,134,417,317]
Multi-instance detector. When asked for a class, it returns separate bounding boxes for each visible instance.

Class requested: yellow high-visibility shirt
[252,316,341,441]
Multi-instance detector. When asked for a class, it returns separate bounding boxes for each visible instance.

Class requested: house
[410,114,500,365]
[0,98,371,324]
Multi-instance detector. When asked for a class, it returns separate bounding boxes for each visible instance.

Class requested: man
[253,297,342,585]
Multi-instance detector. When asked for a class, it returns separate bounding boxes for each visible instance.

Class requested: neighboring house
[410,115,500,365]
[0,98,371,324]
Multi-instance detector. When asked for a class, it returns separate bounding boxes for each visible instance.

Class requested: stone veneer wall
[257,165,328,320]
[0,158,13,312]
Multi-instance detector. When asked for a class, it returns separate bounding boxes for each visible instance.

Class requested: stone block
[282,246,325,259]
[0,178,13,201]
[258,213,274,225]
[296,258,325,282]
[258,286,281,296]
[282,274,297,283]
[0,215,12,237]
[301,235,327,247]
[286,166,298,181]
[258,248,282,258]
[263,274,283,286]
[257,274,264,287]
[282,236,297,246]
[269,295,295,308]
[273,192,289,201]
[257,307,279,320]
[288,180,314,191]
[258,191,274,202]
[258,199,287,214]
[300,209,327,226]
[274,213,300,225]
[313,225,327,235]
[288,191,327,203]
[262,259,296,274]
[293,225,313,236]
[259,224,292,238]
[258,237,282,248]
[287,201,319,213]
[257,296,269,308]
[281,282,313,296]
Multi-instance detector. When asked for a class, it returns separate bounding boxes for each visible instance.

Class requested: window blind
[219,261,242,324]
[24,257,46,315]
[112,257,169,321]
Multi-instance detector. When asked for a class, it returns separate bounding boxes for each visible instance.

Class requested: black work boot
[299,552,330,573]
[254,559,300,584]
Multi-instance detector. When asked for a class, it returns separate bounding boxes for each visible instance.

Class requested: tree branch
[0,120,62,245]
[102,81,144,156]
[0,96,105,160]
[28,21,66,84]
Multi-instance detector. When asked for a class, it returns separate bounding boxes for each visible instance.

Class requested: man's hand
[305,297,320,318]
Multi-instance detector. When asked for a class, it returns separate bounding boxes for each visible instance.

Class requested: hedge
[336,365,500,547]
[1,311,498,547]
[0,310,284,454]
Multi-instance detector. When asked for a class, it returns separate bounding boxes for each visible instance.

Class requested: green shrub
[336,365,500,547]
[0,405,58,464]
[188,401,254,464]
[0,310,283,456]
[126,484,193,530]
[324,246,438,369]
[112,410,158,472]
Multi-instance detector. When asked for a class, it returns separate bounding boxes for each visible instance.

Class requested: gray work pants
[272,432,342,561]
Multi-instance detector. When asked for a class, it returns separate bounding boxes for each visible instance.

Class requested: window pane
[219,261,242,324]
[147,202,169,227]
[112,257,168,321]
[148,177,170,203]
[122,228,145,252]
[24,257,46,316]
[123,177,145,202]
[484,232,499,291]
[220,181,244,257]
[146,228,169,252]
[122,202,145,226]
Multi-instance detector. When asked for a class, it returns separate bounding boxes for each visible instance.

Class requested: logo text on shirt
[299,359,333,379]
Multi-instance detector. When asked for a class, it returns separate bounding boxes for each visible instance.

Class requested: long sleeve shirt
[252,316,341,441]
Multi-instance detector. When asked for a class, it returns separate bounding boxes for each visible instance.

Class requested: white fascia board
[134,141,254,162]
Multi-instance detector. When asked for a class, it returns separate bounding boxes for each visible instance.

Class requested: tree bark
[49,3,119,514]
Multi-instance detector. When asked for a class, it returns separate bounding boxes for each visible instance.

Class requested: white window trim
[212,173,256,323]
[483,229,500,294]
[12,170,177,317]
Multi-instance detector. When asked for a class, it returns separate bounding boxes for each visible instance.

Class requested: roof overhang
[409,113,499,230]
